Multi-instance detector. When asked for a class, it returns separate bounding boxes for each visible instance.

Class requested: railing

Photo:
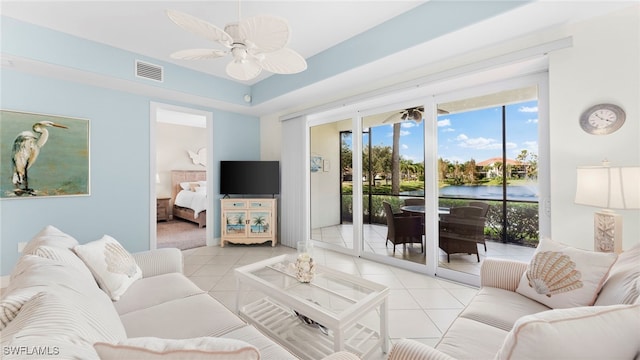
[341,194,539,247]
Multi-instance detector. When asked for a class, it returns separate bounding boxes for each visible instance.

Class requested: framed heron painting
[1,110,90,198]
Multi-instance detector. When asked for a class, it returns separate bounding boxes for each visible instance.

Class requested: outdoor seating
[383,201,424,254]
[468,201,490,251]
[438,206,486,262]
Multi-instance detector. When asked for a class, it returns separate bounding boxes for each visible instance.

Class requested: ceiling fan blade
[166,9,233,47]
[170,48,228,60]
[226,59,262,81]
[240,15,290,52]
[259,48,307,74]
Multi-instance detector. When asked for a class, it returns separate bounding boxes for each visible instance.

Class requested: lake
[402,185,538,201]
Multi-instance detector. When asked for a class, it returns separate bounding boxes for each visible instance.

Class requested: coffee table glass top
[236,255,386,318]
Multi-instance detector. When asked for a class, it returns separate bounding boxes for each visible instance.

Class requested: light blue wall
[0,69,261,275]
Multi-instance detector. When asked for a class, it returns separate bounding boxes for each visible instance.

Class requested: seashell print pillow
[515,237,617,309]
[74,235,142,301]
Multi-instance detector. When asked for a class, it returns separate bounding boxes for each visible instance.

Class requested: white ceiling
[1,1,635,116]
[1,1,425,84]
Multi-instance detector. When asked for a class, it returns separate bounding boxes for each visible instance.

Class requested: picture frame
[1,110,90,199]
[310,155,323,173]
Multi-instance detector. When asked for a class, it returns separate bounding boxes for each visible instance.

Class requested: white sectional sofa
[0,226,357,360]
[388,239,640,360]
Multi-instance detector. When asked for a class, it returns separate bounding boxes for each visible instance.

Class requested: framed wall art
[1,110,90,198]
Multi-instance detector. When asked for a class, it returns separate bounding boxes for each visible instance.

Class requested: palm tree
[253,215,266,233]
[391,122,401,195]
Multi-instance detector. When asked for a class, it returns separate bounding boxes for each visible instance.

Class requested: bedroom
[155,105,209,250]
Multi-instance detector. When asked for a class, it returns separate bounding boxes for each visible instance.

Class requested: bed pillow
[179,182,191,190]
[515,237,617,308]
[74,235,142,301]
[94,337,260,360]
[188,182,200,191]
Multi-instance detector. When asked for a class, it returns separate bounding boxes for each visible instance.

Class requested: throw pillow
[32,245,95,281]
[515,237,617,308]
[595,243,640,306]
[1,284,127,359]
[74,235,142,301]
[495,304,640,360]
[94,337,260,360]
[21,225,79,255]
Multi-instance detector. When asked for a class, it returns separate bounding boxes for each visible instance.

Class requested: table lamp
[575,163,640,253]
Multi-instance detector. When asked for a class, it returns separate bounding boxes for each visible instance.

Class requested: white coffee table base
[240,297,383,360]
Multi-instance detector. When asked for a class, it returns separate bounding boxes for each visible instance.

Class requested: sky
[368,100,539,165]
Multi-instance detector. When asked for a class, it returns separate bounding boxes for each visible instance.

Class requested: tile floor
[183,243,480,359]
[313,224,535,276]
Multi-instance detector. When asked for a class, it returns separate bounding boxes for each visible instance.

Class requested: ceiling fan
[383,106,450,124]
[166,7,307,81]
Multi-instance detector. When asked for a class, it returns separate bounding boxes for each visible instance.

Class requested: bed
[171,170,207,228]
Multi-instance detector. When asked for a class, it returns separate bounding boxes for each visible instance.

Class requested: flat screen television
[220,161,280,196]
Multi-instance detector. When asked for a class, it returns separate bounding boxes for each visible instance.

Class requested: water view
[401,185,538,202]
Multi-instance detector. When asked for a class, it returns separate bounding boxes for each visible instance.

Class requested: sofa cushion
[515,237,617,308]
[435,317,508,360]
[459,286,550,331]
[495,304,640,360]
[595,244,640,306]
[114,273,205,315]
[21,225,79,255]
[94,337,260,360]
[1,285,127,359]
[221,325,298,360]
[120,293,246,339]
[74,235,142,301]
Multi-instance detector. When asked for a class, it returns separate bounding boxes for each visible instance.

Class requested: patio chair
[403,198,426,235]
[438,206,486,262]
[468,201,490,251]
[383,201,424,254]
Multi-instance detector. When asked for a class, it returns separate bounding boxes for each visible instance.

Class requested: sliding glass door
[434,81,546,285]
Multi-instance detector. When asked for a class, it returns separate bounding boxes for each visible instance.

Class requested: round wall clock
[579,103,626,135]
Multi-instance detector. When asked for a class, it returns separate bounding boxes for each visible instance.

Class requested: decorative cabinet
[157,197,170,222]
[221,198,277,247]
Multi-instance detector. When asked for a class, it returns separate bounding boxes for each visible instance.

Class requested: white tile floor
[313,224,535,276]
[183,243,480,359]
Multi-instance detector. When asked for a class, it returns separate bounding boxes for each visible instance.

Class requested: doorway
[149,102,214,250]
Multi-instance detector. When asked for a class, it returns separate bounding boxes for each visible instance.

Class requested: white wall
[156,122,207,198]
[262,6,640,251]
[549,6,640,251]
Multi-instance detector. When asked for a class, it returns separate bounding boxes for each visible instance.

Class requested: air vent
[135,60,163,82]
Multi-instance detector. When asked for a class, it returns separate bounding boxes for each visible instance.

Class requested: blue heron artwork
[1,110,89,198]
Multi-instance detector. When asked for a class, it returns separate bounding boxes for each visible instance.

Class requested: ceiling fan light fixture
[167,9,307,81]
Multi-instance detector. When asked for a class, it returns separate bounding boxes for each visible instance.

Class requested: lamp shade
[575,166,640,209]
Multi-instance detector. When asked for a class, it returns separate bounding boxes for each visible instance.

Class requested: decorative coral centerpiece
[296,242,315,283]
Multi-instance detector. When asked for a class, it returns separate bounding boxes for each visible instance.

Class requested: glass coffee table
[235,254,389,360]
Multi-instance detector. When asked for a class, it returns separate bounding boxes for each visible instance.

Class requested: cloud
[441,128,456,132]
[401,144,409,150]
[438,118,451,127]
[519,106,538,113]
[401,122,417,128]
[386,129,411,137]
[526,118,538,124]
[455,134,502,150]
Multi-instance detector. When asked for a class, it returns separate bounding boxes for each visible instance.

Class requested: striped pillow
[94,337,260,360]
[0,290,33,330]
[1,285,126,359]
[21,225,79,256]
[32,246,94,281]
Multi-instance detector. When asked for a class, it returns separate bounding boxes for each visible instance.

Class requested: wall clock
[579,103,626,135]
